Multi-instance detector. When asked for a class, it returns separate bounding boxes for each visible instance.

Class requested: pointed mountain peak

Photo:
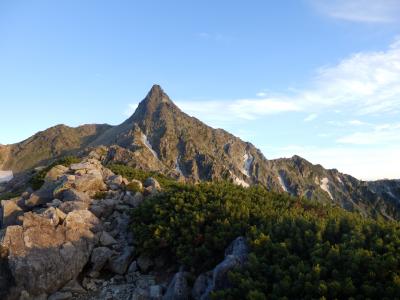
[126,84,181,124]
[144,84,171,105]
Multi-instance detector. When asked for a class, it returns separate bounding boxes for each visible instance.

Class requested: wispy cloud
[310,0,400,23]
[161,38,400,123]
[304,113,318,122]
[175,97,300,123]
[337,122,400,145]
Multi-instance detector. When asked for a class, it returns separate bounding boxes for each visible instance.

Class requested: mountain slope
[90,85,276,185]
[1,85,399,219]
[0,124,111,172]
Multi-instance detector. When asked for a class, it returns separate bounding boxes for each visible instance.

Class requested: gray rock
[40,207,60,226]
[60,279,86,294]
[1,199,24,228]
[58,201,89,214]
[72,173,106,193]
[163,271,190,300]
[108,246,135,275]
[192,272,212,300]
[150,285,163,299]
[45,165,68,182]
[91,247,113,272]
[100,231,117,246]
[193,237,249,299]
[137,255,154,273]
[60,188,91,203]
[100,198,119,218]
[124,192,144,208]
[46,199,63,208]
[107,175,123,190]
[144,186,159,197]
[0,210,99,297]
[25,181,58,207]
[127,261,138,273]
[89,204,105,218]
[47,291,73,300]
[143,177,161,190]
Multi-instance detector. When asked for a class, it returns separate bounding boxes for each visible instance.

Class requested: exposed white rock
[141,134,158,159]
[241,153,253,177]
[0,170,13,183]
[175,157,184,176]
[229,171,249,188]
[320,177,333,200]
[336,175,343,184]
[277,174,289,193]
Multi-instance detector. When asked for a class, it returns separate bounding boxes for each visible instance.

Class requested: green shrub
[131,181,400,299]
[107,164,176,188]
[93,191,108,200]
[126,181,143,193]
[0,191,21,201]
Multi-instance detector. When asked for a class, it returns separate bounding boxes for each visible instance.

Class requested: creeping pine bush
[131,181,400,300]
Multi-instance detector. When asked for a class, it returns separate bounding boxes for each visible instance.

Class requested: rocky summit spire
[143,84,171,105]
[128,84,179,123]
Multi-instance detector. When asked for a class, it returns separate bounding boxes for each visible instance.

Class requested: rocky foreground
[0,157,248,300]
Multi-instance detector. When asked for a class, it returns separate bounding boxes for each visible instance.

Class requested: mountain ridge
[1,85,400,219]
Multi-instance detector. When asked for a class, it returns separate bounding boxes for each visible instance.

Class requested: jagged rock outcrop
[0,158,168,300]
[163,270,190,300]
[192,236,249,300]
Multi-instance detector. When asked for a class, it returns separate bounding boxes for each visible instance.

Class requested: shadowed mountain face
[1,85,400,219]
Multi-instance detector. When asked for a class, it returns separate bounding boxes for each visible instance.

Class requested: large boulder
[58,201,89,214]
[90,247,113,273]
[45,165,68,182]
[25,181,58,208]
[72,173,106,193]
[143,177,161,191]
[192,237,249,299]
[163,271,190,300]
[108,246,135,275]
[1,200,24,228]
[60,188,91,203]
[0,210,99,297]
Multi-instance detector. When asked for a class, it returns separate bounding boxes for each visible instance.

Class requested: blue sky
[1,0,400,180]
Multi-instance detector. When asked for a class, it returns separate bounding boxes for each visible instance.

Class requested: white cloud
[337,123,400,145]
[304,113,318,122]
[348,120,367,126]
[125,39,400,126]
[158,38,400,123]
[310,0,400,23]
[176,98,300,123]
[124,103,139,116]
[266,144,400,180]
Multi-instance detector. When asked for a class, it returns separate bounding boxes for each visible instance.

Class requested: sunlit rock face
[0,170,13,183]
